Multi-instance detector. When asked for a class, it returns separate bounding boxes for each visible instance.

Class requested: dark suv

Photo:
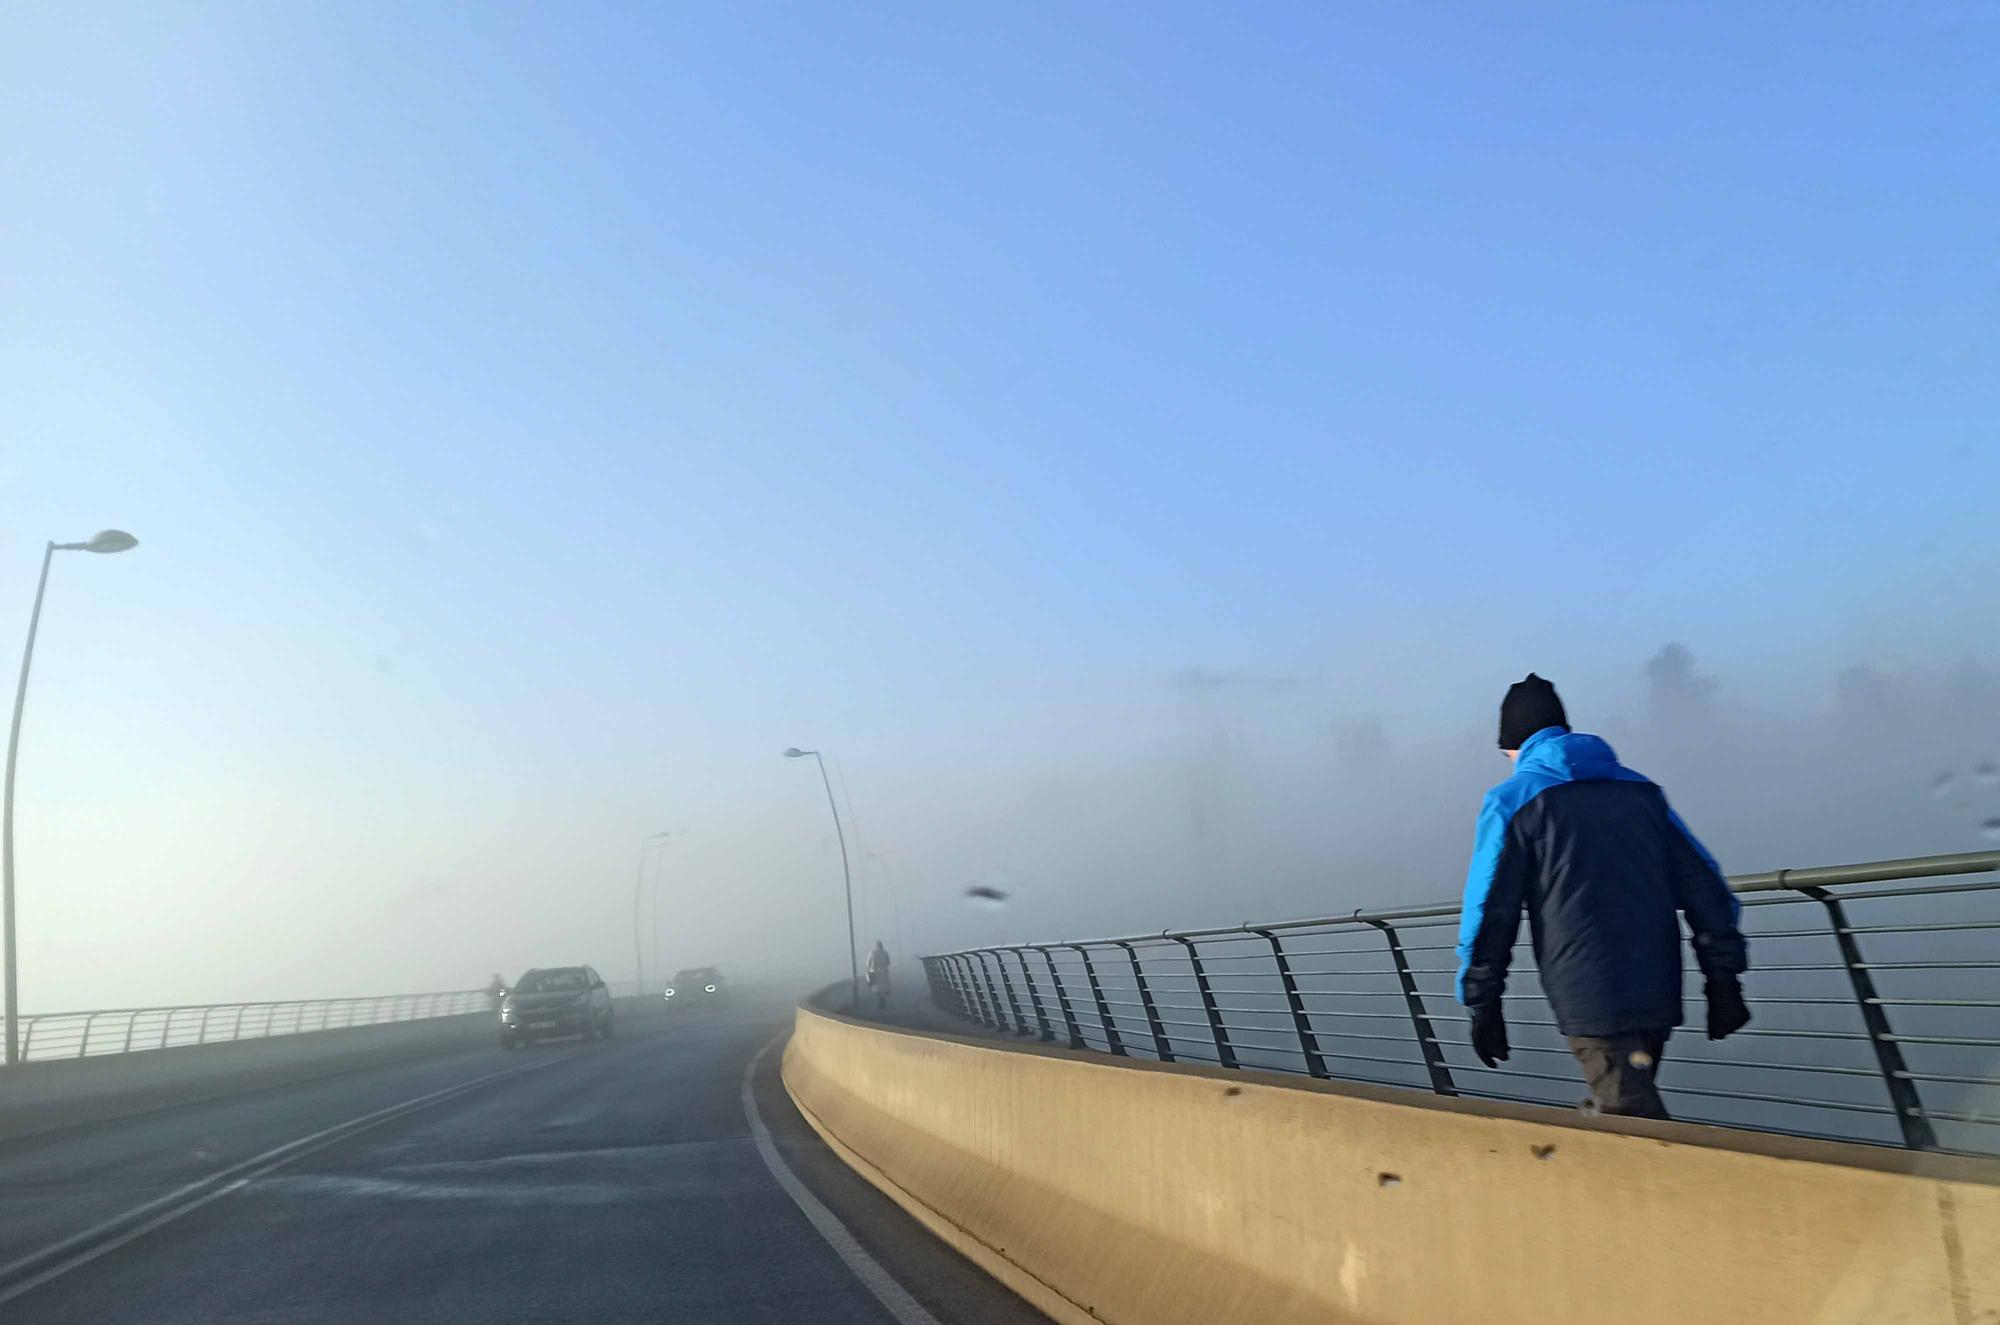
[499,966,613,1048]
[663,966,728,1008]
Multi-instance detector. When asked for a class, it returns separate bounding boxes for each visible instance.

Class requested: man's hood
[1514,727,1627,783]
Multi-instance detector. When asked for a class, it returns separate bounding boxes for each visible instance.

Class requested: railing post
[1035,947,1086,1049]
[992,950,1034,1036]
[1014,949,1056,1042]
[974,952,1010,1030]
[161,1007,180,1050]
[1068,945,1124,1056]
[935,957,963,1017]
[1172,936,1236,1069]
[1365,918,1457,1097]
[21,1018,39,1059]
[231,1005,247,1040]
[1115,941,1173,1061]
[940,957,970,1020]
[78,1012,98,1058]
[1802,886,1937,1149]
[952,960,984,1020]
[954,955,981,1024]
[197,1006,216,1044]
[1254,929,1328,1079]
[122,1012,138,1053]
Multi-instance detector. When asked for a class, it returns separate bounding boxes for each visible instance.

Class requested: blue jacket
[1455,727,1747,1037]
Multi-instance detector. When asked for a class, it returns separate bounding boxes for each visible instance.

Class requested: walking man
[1456,674,1751,1118]
[866,940,892,1010]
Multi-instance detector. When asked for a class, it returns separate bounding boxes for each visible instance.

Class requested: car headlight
[663,988,675,998]
[704,984,717,993]
[569,994,591,1008]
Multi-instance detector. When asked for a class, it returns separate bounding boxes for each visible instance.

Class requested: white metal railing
[12,988,493,1063]
[927,850,2000,1154]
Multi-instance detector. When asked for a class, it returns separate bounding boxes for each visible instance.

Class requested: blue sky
[4,5,1997,1008]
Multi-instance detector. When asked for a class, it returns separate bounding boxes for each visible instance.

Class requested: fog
[6,6,1998,1019]
[13,621,1997,1016]
[868,643,2000,947]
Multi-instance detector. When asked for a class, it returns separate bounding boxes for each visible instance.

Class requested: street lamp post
[5,530,139,1065]
[783,747,858,1009]
[865,850,907,958]
[632,831,672,995]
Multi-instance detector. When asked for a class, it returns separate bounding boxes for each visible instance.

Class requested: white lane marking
[0,1052,571,1306]
[250,1172,626,1206]
[741,1034,943,1325]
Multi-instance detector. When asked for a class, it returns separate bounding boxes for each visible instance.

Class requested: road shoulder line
[741,1033,943,1325]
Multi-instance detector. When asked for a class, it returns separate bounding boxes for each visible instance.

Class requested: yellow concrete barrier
[783,1002,2000,1325]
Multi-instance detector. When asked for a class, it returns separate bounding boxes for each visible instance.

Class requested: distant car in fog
[499,966,613,1048]
[663,966,728,1007]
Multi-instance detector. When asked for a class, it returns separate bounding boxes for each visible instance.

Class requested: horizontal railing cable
[924,850,2000,1155]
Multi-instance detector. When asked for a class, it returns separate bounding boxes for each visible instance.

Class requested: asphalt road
[0,996,1047,1324]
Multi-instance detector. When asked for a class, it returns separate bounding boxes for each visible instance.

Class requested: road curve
[0,995,1046,1324]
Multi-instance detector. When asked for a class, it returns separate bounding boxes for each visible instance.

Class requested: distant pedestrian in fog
[1456,674,1751,1119]
[866,941,892,1009]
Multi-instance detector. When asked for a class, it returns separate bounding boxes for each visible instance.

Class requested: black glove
[1705,977,1751,1040]
[1469,1003,1510,1068]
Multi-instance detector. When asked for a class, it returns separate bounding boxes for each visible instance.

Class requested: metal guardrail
[922,851,2000,1154]
[12,989,493,1063]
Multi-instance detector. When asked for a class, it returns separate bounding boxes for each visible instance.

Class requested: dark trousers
[1566,1031,1671,1119]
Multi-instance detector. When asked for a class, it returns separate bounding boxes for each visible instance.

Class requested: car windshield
[11,10,1996,1321]
[515,970,588,994]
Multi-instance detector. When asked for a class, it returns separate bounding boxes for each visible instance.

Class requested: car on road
[663,966,728,1008]
[499,966,613,1048]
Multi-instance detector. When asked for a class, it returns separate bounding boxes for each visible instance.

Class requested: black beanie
[1498,673,1568,749]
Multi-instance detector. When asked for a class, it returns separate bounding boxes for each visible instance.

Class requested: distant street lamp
[5,530,139,1065]
[632,831,672,994]
[864,850,907,957]
[783,747,859,1009]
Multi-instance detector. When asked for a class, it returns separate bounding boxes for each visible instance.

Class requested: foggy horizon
[8,635,1996,1012]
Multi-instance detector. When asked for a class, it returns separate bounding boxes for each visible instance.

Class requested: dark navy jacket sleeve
[1663,806,1748,980]
[1456,790,1529,1007]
